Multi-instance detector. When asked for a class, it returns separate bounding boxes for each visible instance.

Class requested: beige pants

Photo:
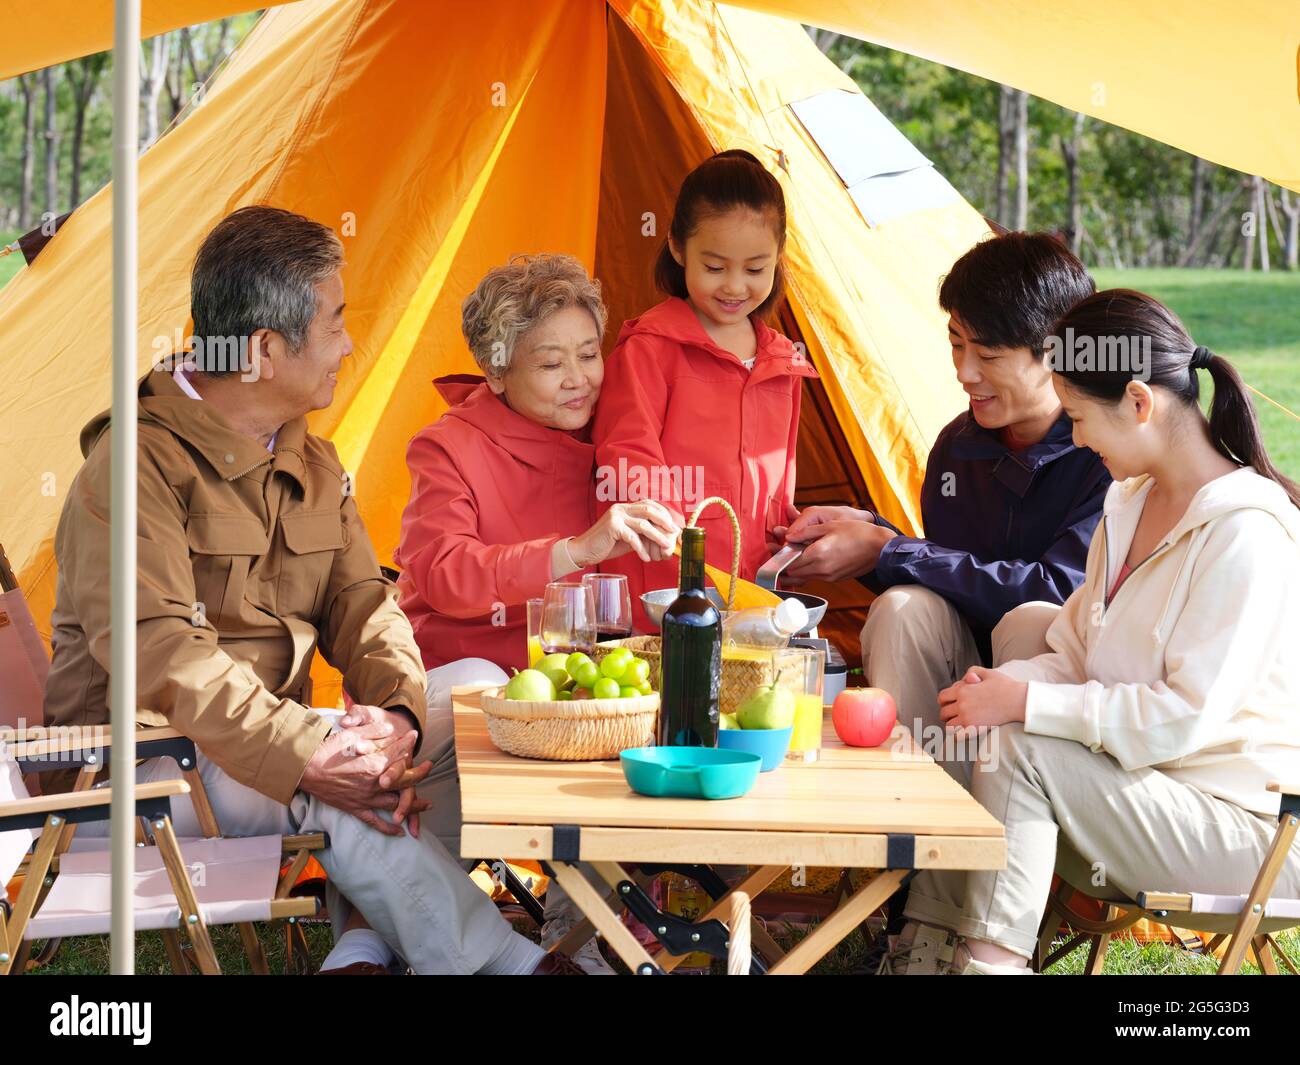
[903,722,1300,958]
[86,657,520,974]
[860,585,1059,786]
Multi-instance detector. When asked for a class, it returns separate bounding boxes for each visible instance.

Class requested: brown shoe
[531,952,588,975]
[317,961,392,975]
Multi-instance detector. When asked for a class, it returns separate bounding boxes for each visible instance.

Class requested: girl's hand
[938,667,1028,730]
[571,501,682,565]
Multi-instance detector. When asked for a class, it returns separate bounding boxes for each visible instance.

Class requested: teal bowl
[716,726,792,771]
[620,746,762,799]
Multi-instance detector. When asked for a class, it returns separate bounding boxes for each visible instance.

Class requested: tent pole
[109,0,140,976]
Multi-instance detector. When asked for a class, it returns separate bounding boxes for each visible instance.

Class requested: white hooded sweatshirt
[996,466,1300,815]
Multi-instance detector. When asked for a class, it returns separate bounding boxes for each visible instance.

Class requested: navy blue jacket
[865,410,1110,660]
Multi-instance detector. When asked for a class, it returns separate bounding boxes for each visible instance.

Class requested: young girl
[887,289,1300,974]
[593,150,817,625]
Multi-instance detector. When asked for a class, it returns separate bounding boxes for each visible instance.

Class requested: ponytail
[1200,351,1300,508]
[1053,289,1300,509]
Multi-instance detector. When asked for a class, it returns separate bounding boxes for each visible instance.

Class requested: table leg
[548,862,662,975]
[767,869,908,975]
[653,865,788,973]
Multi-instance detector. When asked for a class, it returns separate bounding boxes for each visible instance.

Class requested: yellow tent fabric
[0,0,990,704]
[3,0,1296,191]
[727,0,1300,194]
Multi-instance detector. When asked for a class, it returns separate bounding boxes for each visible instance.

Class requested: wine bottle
[658,527,721,746]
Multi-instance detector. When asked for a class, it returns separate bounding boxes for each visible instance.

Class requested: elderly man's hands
[775,506,897,585]
[299,706,433,838]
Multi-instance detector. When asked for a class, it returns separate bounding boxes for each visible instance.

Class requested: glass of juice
[774,646,824,763]
[526,597,545,666]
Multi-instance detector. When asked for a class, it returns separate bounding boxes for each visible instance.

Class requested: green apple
[536,652,571,690]
[736,683,795,730]
[504,668,557,702]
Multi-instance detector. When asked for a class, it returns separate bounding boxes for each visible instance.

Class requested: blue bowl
[716,726,793,771]
[620,746,762,799]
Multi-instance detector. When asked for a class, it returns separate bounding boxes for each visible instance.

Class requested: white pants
[87,658,516,974]
[860,586,1058,786]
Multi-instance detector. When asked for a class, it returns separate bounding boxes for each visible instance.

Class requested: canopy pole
[109,0,140,976]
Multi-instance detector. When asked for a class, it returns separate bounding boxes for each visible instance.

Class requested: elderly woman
[395,253,679,680]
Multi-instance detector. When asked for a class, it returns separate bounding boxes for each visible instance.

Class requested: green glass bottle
[658,527,721,746]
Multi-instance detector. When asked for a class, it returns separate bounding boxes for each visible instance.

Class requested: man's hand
[300,706,432,837]
[781,517,897,584]
[938,667,1028,731]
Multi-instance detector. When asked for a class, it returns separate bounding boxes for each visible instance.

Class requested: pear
[503,668,557,702]
[719,712,740,731]
[736,682,795,730]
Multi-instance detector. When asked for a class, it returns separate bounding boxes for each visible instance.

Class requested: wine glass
[540,581,597,656]
[582,573,634,643]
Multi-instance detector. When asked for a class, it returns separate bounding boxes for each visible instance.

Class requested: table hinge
[886,833,916,870]
[551,824,582,863]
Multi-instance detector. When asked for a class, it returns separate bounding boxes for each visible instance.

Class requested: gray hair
[461,253,607,377]
[190,206,344,375]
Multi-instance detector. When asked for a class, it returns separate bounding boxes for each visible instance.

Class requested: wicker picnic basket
[606,497,803,717]
[478,686,659,761]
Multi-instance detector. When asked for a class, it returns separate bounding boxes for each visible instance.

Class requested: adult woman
[395,253,680,677]
[888,289,1300,974]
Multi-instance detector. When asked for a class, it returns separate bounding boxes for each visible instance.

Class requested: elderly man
[43,206,576,974]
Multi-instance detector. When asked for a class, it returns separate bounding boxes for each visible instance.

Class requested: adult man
[43,206,574,974]
[779,232,1109,782]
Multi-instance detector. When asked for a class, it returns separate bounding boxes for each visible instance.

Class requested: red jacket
[592,298,817,628]
[395,375,596,671]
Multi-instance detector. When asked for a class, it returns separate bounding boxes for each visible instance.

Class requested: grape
[565,652,593,676]
[572,660,601,689]
[624,658,651,687]
[599,648,634,682]
[593,677,621,700]
[619,686,641,699]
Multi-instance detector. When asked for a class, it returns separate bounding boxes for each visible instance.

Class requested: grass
[0,229,22,289]
[25,910,1297,976]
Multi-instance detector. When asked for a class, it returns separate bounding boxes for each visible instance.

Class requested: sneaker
[878,921,967,975]
[541,917,616,975]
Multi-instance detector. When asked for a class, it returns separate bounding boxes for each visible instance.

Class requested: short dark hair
[190,206,343,375]
[653,149,787,318]
[939,232,1094,357]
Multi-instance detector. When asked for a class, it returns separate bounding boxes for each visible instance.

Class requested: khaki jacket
[43,368,428,804]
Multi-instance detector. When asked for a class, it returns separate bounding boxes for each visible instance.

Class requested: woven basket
[479,686,659,761]
[602,635,804,718]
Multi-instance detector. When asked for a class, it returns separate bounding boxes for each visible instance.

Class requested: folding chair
[0,745,322,975]
[1036,781,1300,975]
[0,542,326,973]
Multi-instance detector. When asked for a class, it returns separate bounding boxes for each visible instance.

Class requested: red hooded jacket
[394,375,596,671]
[592,298,817,627]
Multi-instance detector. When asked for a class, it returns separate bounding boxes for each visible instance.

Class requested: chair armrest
[1267,780,1300,800]
[0,779,190,821]
[4,725,194,775]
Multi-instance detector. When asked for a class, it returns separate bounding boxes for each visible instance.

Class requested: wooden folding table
[453,687,1005,974]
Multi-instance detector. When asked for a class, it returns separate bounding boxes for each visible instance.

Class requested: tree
[1059,111,1086,254]
[17,73,36,229]
[42,66,58,217]
[140,32,172,149]
[65,54,108,208]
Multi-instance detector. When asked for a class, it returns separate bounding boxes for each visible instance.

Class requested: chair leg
[150,813,221,975]
[1219,810,1298,975]
[236,922,269,975]
[1084,905,1117,975]
[1264,934,1299,976]
[160,929,193,975]
[1251,935,1280,975]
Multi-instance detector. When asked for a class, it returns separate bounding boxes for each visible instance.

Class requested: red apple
[832,687,896,748]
